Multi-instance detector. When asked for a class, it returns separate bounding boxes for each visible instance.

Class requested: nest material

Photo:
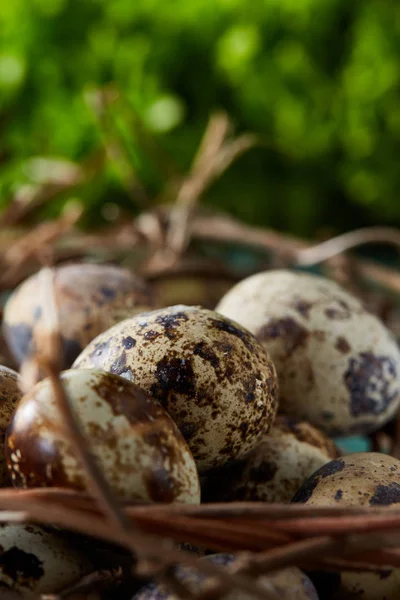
[1,222,400,600]
[1,112,400,599]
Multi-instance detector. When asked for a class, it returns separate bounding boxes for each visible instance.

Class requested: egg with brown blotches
[0,524,92,596]
[216,270,400,436]
[133,553,319,600]
[203,416,338,504]
[293,453,400,600]
[3,263,153,369]
[73,305,279,471]
[0,366,22,487]
[6,369,200,504]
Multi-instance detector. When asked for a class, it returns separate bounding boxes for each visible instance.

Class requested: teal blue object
[334,436,372,455]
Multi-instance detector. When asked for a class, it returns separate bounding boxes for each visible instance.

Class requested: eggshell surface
[3,263,152,369]
[0,366,22,486]
[6,369,200,504]
[293,452,400,599]
[0,524,92,596]
[73,305,279,471]
[203,416,337,503]
[133,554,319,600]
[216,270,400,435]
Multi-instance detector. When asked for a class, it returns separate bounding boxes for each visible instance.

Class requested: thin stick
[296,227,400,266]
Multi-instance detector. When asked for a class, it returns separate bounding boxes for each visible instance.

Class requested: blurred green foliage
[1,0,400,234]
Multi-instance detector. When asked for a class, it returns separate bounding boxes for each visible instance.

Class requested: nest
[1,111,400,599]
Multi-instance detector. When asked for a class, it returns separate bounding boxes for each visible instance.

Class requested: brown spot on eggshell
[192,342,219,370]
[0,546,44,590]
[2,263,153,370]
[73,305,278,471]
[216,269,400,437]
[6,369,200,504]
[334,489,343,501]
[122,336,136,350]
[369,483,400,506]
[324,304,351,320]
[344,352,399,417]
[209,318,254,351]
[151,357,196,402]
[335,336,351,354]
[258,317,309,357]
[154,311,189,340]
[293,299,312,319]
[0,524,92,595]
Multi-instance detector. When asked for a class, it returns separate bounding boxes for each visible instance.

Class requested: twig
[296,227,400,266]
[0,205,82,290]
[164,114,258,262]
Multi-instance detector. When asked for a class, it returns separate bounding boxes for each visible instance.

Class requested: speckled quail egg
[0,523,92,596]
[3,263,152,369]
[293,452,400,600]
[73,305,279,471]
[0,366,22,486]
[203,416,338,504]
[6,368,200,504]
[133,553,319,600]
[216,269,400,436]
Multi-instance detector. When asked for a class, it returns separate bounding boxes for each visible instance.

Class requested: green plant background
[1,0,400,235]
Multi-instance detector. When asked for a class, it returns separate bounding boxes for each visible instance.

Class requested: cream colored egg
[203,416,337,503]
[73,305,279,471]
[133,554,319,600]
[216,270,400,435]
[293,453,400,600]
[0,524,92,596]
[0,366,22,486]
[3,263,152,369]
[6,369,200,504]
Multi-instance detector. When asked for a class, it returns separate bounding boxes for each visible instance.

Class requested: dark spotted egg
[73,305,279,471]
[203,416,338,503]
[133,553,319,600]
[293,452,400,600]
[216,270,400,436]
[3,263,152,369]
[0,524,92,596]
[0,366,22,487]
[6,369,200,504]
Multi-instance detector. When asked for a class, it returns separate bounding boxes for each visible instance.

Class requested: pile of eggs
[1,263,400,598]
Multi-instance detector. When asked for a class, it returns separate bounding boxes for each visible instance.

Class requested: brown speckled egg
[73,305,279,471]
[293,452,400,600]
[133,553,319,600]
[216,269,400,436]
[3,263,152,369]
[203,416,338,503]
[0,524,92,596]
[6,368,200,504]
[0,366,22,486]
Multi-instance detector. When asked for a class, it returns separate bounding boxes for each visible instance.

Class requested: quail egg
[293,452,400,600]
[6,368,200,504]
[203,416,338,503]
[216,270,400,436]
[0,523,92,596]
[73,305,279,471]
[3,263,152,369]
[133,553,319,600]
[0,366,22,486]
